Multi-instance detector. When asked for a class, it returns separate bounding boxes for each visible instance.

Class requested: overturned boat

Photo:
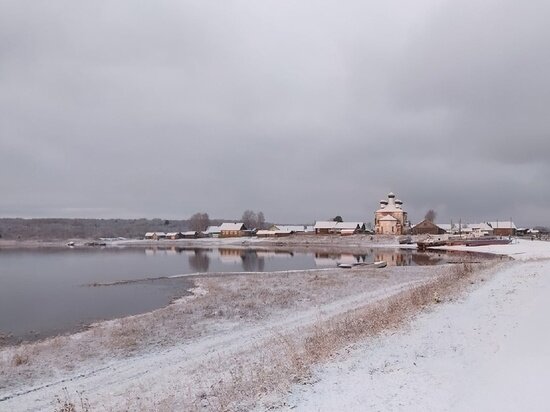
[337,260,387,269]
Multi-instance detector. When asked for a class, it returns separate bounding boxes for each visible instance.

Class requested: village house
[204,225,221,238]
[437,222,495,236]
[165,232,184,240]
[314,221,338,235]
[410,220,446,235]
[181,231,200,239]
[268,225,309,233]
[144,232,166,240]
[334,222,366,235]
[219,222,247,238]
[374,192,408,235]
[313,221,366,235]
[488,221,517,237]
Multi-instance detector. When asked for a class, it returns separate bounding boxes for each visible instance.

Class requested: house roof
[271,225,307,232]
[411,219,439,228]
[488,221,517,229]
[314,221,338,229]
[334,222,365,230]
[256,230,277,236]
[145,232,166,236]
[205,225,221,233]
[220,222,246,231]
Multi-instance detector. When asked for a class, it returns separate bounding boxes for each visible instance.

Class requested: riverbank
[0,252,495,410]
[0,233,402,250]
[271,239,550,411]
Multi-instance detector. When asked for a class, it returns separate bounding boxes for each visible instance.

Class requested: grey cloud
[1,0,549,227]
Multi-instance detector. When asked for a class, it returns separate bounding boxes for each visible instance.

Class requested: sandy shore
[273,239,550,411]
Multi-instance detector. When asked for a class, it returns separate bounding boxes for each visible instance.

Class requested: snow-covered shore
[0,262,454,411]
[1,239,547,411]
[276,240,550,411]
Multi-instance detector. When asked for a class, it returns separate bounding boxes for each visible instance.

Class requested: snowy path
[1,279,429,411]
[277,248,550,411]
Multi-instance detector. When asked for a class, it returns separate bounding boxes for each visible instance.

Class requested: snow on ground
[276,240,550,411]
[0,265,441,411]
[435,238,550,260]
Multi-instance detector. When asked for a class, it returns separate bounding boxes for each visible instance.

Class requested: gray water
[0,246,449,344]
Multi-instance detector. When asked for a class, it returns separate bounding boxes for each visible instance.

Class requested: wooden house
[219,222,247,238]
[314,221,338,234]
[165,232,184,240]
[410,220,446,235]
[145,232,166,240]
[488,221,516,237]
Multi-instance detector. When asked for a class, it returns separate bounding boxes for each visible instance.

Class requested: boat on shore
[445,237,512,247]
[398,235,413,245]
[337,260,388,269]
[417,236,512,250]
[416,239,447,250]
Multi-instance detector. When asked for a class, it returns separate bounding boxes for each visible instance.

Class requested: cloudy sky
[1,0,549,226]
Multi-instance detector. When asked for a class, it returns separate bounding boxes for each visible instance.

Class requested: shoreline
[1,239,546,410]
[0,237,504,348]
[1,261,492,410]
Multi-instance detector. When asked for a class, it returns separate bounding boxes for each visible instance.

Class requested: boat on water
[337,260,387,269]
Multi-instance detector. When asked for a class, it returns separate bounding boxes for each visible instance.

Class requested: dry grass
[12,352,29,367]
[181,261,490,411]
[53,387,91,412]
[0,259,501,411]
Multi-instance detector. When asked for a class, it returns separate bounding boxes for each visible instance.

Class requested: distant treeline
[0,218,226,240]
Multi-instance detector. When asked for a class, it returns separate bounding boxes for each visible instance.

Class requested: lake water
[0,246,454,344]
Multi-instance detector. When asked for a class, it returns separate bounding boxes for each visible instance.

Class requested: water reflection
[188,249,210,272]
[141,247,453,270]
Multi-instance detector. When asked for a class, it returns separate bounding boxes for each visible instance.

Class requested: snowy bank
[435,238,550,261]
[276,241,550,411]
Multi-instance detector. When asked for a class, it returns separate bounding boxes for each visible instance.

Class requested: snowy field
[275,240,550,411]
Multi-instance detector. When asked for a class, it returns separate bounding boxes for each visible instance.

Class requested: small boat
[66,241,75,247]
[417,239,447,250]
[446,237,512,247]
[337,260,387,269]
[398,235,413,245]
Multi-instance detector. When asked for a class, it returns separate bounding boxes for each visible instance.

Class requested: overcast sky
[1,0,549,226]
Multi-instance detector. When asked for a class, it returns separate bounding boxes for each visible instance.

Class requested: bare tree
[257,211,265,230]
[332,215,343,222]
[425,209,437,222]
[241,210,257,229]
[241,210,266,229]
[189,212,210,232]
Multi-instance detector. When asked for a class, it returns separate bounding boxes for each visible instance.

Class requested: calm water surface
[0,246,449,343]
